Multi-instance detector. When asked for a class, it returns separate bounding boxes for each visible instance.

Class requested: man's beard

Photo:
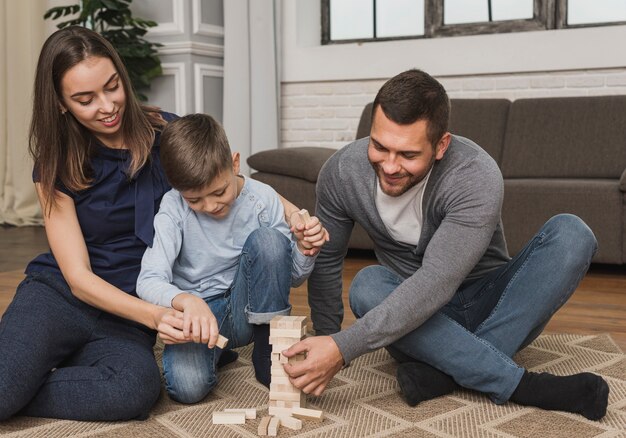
[370,157,435,197]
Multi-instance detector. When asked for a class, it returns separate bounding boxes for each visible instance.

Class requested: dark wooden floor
[1,224,625,350]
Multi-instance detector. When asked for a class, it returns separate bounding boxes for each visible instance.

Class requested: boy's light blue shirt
[137,176,316,308]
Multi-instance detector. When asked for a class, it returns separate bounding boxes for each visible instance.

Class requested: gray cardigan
[308,135,510,364]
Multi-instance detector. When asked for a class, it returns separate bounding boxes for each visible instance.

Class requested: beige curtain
[0,0,46,225]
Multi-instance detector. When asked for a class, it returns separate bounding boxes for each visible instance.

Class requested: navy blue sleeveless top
[26,112,177,296]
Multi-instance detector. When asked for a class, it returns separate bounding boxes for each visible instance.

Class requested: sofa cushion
[501,96,626,178]
[502,179,623,264]
[449,99,510,164]
[247,147,337,183]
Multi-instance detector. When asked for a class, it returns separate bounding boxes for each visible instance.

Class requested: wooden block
[297,209,311,225]
[279,415,302,430]
[271,352,281,363]
[224,408,256,419]
[271,343,293,354]
[268,406,292,417]
[270,315,286,328]
[270,375,291,385]
[291,406,324,421]
[270,383,299,393]
[269,336,301,345]
[278,353,288,364]
[271,315,306,330]
[258,415,271,436]
[270,391,302,402]
[271,365,288,377]
[212,411,246,424]
[270,399,302,408]
[271,328,304,338]
[288,353,305,364]
[216,334,228,349]
[268,416,280,436]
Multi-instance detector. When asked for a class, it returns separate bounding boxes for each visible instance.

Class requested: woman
[0,26,185,421]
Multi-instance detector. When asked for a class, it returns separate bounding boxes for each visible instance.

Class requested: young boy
[137,114,328,404]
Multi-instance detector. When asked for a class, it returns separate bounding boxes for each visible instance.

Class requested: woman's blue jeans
[0,272,161,421]
[162,227,292,404]
[349,214,597,404]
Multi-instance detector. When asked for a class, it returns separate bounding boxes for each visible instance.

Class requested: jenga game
[212,316,325,435]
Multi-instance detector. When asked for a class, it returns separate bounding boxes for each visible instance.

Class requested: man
[282,69,609,421]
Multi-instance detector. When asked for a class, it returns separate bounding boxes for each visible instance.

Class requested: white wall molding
[147,0,185,36]
[161,62,187,115]
[282,0,626,82]
[159,41,224,58]
[192,0,225,38]
[194,63,224,113]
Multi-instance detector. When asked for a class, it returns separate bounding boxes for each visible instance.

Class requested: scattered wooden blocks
[291,406,324,421]
[278,415,302,430]
[215,316,325,436]
[258,415,271,436]
[212,411,246,424]
[224,408,256,419]
[268,416,281,436]
[216,334,228,349]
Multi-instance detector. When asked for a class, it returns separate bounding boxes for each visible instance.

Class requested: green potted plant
[44,0,162,100]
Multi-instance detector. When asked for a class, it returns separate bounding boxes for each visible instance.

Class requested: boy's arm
[137,208,187,308]
[267,194,317,287]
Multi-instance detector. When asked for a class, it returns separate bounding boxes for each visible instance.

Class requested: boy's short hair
[160,114,233,191]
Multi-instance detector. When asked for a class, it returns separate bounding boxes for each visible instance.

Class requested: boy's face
[180,153,242,219]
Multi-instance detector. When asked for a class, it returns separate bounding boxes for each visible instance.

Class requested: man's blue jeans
[0,272,161,421]
[162,227,292,404]
[349,214,597,404]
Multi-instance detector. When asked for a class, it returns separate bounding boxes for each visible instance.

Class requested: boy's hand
[172,293,220,348]
[290,210,330,256]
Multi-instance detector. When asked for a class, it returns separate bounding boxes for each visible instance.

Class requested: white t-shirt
[375,170,432,246]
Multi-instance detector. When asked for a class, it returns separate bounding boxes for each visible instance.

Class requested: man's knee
[349,265,395,318]
[544,214,597,264]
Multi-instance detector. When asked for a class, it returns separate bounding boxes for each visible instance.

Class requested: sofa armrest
[621,168,626,192]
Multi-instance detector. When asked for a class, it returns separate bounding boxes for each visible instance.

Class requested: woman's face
[60,56,127,149]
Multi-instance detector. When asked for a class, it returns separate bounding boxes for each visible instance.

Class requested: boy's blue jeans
[349,214,597,404]
[162,227,292,404]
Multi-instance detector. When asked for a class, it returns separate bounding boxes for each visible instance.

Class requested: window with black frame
[322,0,626,44]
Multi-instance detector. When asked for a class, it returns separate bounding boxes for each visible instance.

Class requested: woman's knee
[113,361,162,420]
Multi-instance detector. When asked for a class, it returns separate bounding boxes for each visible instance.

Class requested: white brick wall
[280,68,626,150]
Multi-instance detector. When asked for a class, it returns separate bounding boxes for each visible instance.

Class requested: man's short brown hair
[372,69,450,147]
[160,114,232,191]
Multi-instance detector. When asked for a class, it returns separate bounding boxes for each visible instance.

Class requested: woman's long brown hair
[29,26,166,214]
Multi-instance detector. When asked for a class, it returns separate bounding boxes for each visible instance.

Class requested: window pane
[444,0,489,24]
[491,0,533,21]
[568,0,626,25]
[330,0,374,40]
[376,0,424,37]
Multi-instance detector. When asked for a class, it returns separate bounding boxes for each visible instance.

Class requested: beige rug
[1,333,625,437]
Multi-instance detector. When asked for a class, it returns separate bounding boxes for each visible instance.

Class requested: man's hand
[282,336,344,396]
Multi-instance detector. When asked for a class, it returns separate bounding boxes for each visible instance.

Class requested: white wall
[280,0,626,150]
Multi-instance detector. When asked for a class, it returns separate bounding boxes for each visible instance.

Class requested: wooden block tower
[268,315,308,418]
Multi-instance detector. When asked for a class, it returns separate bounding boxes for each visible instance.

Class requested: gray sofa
[248,96,626,264]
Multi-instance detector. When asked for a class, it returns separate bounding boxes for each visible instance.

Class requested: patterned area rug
[1,333,625,437]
